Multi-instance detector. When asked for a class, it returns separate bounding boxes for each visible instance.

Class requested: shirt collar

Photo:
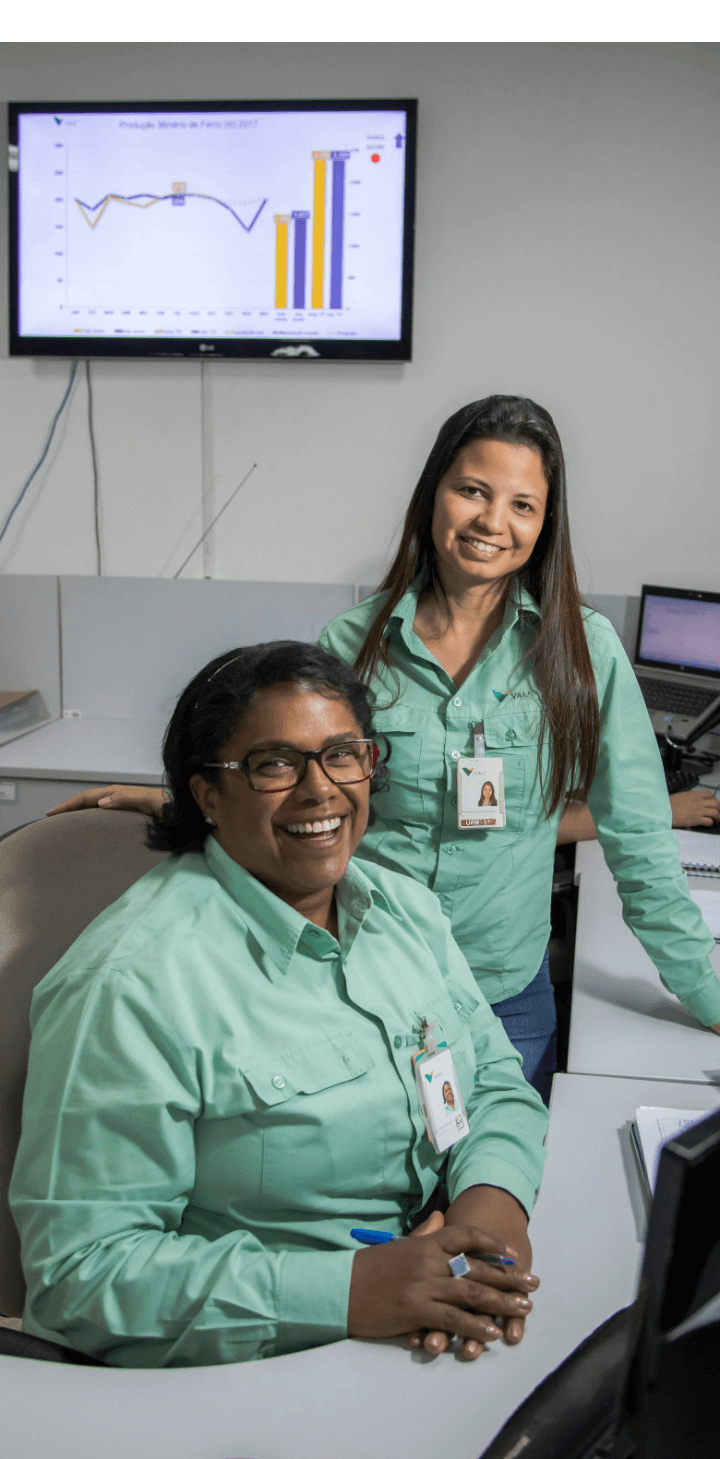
[203,835,391,976]
[387,577,541,641]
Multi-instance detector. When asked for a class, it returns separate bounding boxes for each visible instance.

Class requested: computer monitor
[611,1106,720,1458]
[479,1108,720,1459]
[8,99,417,362]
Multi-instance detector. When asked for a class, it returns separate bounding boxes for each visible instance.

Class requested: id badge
[412,1045,469,1154]
[457,756,506,829]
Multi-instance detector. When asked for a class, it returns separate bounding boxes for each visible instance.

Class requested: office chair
[0,809,168,1359]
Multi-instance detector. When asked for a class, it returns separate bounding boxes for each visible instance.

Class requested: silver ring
[448,1253,472,1279]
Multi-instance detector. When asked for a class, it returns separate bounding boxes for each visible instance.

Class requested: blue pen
[350,1227,515,1266]
[350,1226,395,1245]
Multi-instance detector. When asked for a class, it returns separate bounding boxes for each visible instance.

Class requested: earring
[205,816,214,825]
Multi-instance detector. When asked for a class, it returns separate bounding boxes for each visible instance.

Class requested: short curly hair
[146,640,382,855]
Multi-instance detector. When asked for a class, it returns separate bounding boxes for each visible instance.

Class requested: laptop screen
[637,587,720,677]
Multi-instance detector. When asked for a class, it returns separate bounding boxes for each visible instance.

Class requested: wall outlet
[63,709,82,719]
[0,782,17,801]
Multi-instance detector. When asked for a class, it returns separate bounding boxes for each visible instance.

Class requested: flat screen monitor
[8,99,416,361]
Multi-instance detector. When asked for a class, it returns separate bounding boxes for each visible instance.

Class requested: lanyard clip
[419,1018,439,1056]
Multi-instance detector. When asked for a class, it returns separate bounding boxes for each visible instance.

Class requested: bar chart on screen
[17,108,409,344]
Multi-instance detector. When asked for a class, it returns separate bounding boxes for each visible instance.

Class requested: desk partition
[0,575,60,747]
[59,576,354,720]
[0,575,354,831]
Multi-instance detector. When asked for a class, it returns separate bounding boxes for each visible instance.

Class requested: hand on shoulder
[46,785,168,817]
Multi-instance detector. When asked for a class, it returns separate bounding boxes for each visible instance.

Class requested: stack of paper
[631,1106,716,1194]
[689,888,720,939]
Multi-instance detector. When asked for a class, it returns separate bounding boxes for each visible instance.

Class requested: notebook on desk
[634,585,720,742]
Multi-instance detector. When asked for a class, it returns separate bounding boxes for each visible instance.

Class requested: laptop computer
[633,585,720,744]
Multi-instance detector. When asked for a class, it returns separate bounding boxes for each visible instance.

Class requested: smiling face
[431,438,549,596]
[481,782,494,804]
[442,1081,455,1108]
[189,684,371,924]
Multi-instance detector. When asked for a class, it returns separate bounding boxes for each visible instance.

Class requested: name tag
[412,1045,469,1153]
[457,756,506,829]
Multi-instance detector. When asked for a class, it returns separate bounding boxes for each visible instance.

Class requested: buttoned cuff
[276,1248,357,1355]
[675,968,720,1028]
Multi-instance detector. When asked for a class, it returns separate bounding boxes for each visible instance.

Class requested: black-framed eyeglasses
[203,739,378,794]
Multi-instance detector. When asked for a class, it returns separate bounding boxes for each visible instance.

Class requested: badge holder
[412,1020,469,1154]
[457,722,505,829]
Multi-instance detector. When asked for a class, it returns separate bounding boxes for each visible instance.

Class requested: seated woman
[10,642,548,1369]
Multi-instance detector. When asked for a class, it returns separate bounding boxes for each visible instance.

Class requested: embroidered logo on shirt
[493,690,509,701]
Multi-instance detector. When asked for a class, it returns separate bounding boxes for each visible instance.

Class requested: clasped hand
[347,1206,539,1363]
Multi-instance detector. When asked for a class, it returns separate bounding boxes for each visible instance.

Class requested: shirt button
[272,1075,286,1089]
[451,750,461,760]
[505,728,517,741]
[445,844,457,856]
[394,1035,402,1049]
[454,1001,463,1012]
[452,696,462,707]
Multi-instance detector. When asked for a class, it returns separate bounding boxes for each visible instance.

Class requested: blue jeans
[491,949,557,1106]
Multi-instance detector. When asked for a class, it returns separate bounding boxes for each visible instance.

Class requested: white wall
[1,42,719,594]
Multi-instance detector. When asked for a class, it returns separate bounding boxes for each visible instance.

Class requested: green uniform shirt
[320,586,720,1026]
[10,836,548,1368]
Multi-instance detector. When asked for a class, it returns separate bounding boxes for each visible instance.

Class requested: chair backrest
[0,811,169,1318]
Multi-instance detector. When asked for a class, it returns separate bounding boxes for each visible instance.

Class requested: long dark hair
[147,641,379,855]
[353,395,600,815]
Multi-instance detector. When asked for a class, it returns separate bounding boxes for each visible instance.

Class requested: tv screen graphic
[8,100,416,361]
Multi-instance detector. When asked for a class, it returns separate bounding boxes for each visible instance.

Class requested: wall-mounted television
[8,99,416,362]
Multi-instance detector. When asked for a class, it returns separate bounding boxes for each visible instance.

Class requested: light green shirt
[320,586,720,1025]
[10,836,548,1368]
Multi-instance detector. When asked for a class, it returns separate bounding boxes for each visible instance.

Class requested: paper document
[631,1106,717,1194]
[689,888,720,939]
[676,830,720,876]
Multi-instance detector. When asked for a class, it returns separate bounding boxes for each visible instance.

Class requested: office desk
[3,1073,719,1459]
[0,717,164,833]
[568,839,720,1084]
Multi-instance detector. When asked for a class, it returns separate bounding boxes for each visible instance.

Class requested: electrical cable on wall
[85,360,102,575]
[173,463,258,579]
[0,360,79,551]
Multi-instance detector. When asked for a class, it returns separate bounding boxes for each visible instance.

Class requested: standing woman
[319,395,720,1099]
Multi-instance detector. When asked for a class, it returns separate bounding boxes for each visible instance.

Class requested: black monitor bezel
[8,98,417,362]
[635,583,720,680]
[615,1106,720,1456]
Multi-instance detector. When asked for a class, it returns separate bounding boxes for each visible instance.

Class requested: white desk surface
[3,1073,720,1459]
[568,838,720,1085]
[0,717,165,784]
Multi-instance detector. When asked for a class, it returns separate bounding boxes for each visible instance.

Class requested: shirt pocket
[423,983,480,1108]
[374,705,431,826]
[242,1037,383,1203]
[482,702,545,844]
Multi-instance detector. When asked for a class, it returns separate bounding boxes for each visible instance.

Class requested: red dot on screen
[371,153,380,162]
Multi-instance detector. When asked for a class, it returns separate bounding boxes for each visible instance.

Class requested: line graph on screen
[74,191,268,232]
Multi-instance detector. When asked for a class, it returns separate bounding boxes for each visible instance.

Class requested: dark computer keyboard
[640,677,717,717]
[664,768,700,795]
[663,766,720,830]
